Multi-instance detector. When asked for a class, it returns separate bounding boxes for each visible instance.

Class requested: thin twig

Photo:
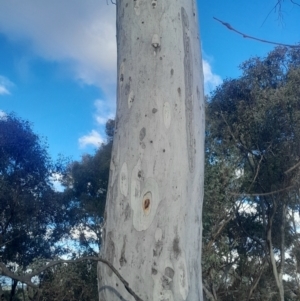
[284,161,300,175]
[230,185,294,197]
[213,17,300,48]
[248,154,264,192]
[0,257,143,301]
[291,0,300,6]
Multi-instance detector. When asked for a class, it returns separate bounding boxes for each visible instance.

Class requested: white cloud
[202,59,222,94]
[0,1,117,94]
[0,75,13,95]
[0,86,9,95]
[0,110,7,120]
[78,99,115,149]
[78,130,104,149]
[94,99,115,125]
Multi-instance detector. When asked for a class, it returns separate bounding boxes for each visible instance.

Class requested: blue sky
[0,0,299,161]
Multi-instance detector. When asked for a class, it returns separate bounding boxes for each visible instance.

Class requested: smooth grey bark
[267,201,284,301]
[98,1,205,300]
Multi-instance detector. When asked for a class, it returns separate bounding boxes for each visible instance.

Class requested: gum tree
[98,1,205,300]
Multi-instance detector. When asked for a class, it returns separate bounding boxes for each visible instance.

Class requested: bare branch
[290,0,300,7]
[213,17,300,48]
[230,185,294,197]
[248,154,264,191]
[284,161,300,175]
[0,257,143,301]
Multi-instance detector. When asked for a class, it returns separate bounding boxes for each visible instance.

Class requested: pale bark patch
[176,256,189,300]
[163,102,171,129]
[120,162,128,197]
[133,0,142,15]
[128,90,135,109]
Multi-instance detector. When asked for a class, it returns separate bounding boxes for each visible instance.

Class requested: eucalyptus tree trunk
[98,1,205,300]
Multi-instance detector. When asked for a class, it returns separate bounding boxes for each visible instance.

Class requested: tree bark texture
[98,1,205,300]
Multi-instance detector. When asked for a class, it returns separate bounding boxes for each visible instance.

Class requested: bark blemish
[155,228,163,242]
[197,86,201,110]
[106,232,115,277]
[152,34,160,56]
[171,68,174,76]
[120,162,128,197]
[119,236,127,267]
[181,6,195,173]
[142,191,151,216]
[153,240,163,257]
[161,274,172,289]
[178,258,189,300]
[163,102,171,129]
[133,0,140,15]
[119,62,125,87]
[151,0,157,8]
[172,237,181,258]
[131,175,159,231]
[152,268,158,275]
[124,203,131,221]
[139,127,146,141]
[128,90,135,109]
[165,267,175,279]
[152,108,158,114]
[177,87,181,96]
[152,34,160,48]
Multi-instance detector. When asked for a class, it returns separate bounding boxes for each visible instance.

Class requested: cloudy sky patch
[78,129,104,149]
[0,1,117,93]
[0,75,13,95]
[202,60,222,94]
[94,99,115,125]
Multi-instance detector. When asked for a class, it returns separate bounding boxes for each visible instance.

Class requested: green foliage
[203,46,300,300]
[0,115,115,300]
[0,113,67,268]
[61,119,114,252]
[38,257,98,301]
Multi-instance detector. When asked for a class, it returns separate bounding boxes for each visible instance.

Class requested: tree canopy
[0,114,68,267]
[0,115,114,300]
[203,46,300,301]
[3,45,300,300]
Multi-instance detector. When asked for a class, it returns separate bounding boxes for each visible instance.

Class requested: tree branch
[230,185,294,197]
[0,257,143,301]
[284,161,300,175]
[213,17,300,48]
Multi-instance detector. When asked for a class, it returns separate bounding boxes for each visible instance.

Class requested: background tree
[61,119,114,253]
[0,113,72,300]
[37,254,98,301]
[203,46,300,301]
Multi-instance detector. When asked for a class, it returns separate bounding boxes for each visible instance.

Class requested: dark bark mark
[151,0,157,9]
[139,127,146,141]
[173,237,181,259]
[197,86,201,110]
[165,267,175,279]
[153,240,163,257]
[124,203,131,221]
[106,231,116,276]
[119,236,127,267]
[177,87,181,96]
[181,7,195,173]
